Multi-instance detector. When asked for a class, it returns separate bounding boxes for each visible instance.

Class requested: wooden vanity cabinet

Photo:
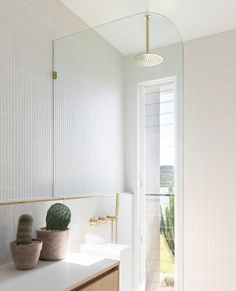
[71,266,119,291]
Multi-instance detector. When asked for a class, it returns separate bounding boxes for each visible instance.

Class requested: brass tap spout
[89,218,98,226]
[98,216,108,223]
[89,193,120,243]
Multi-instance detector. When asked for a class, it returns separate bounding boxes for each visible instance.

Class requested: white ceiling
[60,0,236,42]
[92,13,182,55]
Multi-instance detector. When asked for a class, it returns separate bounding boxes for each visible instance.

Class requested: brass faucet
[106,192,120,243]
[89,192,120,244]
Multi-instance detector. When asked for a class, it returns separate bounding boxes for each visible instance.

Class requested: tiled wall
[184,29,236,291]
[54,30,125,196]
[1,1,235,290]
[0,0,133,266]
[124,29,236,291]
[0,0,88,200]
[0,0,84,261]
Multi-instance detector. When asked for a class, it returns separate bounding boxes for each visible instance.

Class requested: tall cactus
[16,214,33,245]
[46,203,71,231]
[160,192,175,257]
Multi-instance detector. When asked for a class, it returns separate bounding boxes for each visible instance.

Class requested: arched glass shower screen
[54,12,184,291]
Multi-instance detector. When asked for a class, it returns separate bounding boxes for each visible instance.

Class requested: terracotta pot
[10,240,42,270]
[36,228,69,261]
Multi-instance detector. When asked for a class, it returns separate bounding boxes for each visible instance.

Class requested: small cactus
[46,203,71,231]
[16,214,33,245]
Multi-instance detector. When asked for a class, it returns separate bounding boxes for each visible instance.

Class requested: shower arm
[145,15,151,54]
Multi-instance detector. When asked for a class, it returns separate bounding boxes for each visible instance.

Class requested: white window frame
[135,76,184,291]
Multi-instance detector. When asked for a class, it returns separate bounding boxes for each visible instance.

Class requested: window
[144,81,175,291]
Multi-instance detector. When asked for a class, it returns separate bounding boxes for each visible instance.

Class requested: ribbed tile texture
[0,0,132,269]
[184,29,236,291]
[0,0,87,200]
[54,31,125,196]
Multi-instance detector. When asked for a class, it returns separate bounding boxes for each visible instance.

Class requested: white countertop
[0,253,119,291]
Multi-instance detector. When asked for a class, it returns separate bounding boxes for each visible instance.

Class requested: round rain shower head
[133,15,163,67]
[133,53,163,67]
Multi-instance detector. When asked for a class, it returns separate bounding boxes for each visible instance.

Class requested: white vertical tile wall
[54,31,125,196]
[2,2,235,290]
[0,0,86,263]
[0,0,88,200]
[184,29,236,291]
[0,0,133,268]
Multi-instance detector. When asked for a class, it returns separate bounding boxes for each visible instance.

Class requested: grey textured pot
[10,240,42,270]
[36,228,69,261]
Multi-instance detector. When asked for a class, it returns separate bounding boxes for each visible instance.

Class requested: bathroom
[0,1,236,291]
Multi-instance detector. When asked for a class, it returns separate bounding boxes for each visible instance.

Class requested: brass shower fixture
[89,192,120,243]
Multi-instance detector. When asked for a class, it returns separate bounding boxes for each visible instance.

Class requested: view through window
[144,81,175,291]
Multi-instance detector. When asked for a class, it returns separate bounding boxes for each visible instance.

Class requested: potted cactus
[10,214,42,270]
[36,203,71,261]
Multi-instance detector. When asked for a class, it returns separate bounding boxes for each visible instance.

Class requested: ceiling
[60,0,236,42]
[93,13,182,55]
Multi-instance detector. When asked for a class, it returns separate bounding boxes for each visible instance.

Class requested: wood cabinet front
[72,266,119,291]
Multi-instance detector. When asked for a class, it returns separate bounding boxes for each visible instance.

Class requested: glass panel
[54,12,183,291]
